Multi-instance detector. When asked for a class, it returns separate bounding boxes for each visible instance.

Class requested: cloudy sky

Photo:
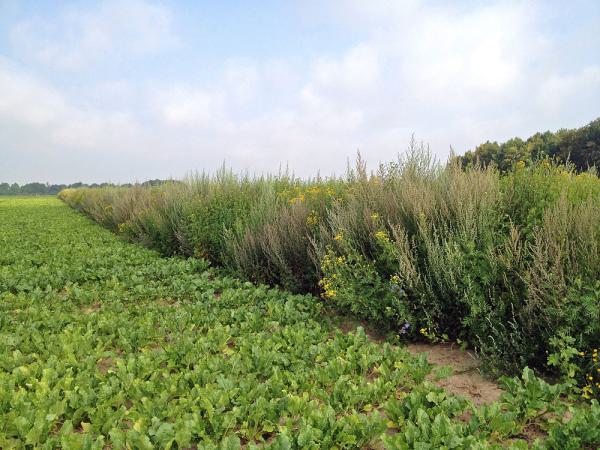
[1,0,599,183]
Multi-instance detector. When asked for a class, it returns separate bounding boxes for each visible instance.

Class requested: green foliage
[224,180,345,293]
[58,149,600,395]
[0,197,426,448]
[318,243,415,329]
[2,196,599,448]
[0,179,173,196]
[547,333,581,383]
[457,117,600,173]
[382,386,479,449]
[544,400,600,449]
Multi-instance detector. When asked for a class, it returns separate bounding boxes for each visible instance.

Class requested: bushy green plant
[318,242,415,329]
[224,180,345,293]
[58,150,600,393]
[178,170,276,264]
[544,400,600,449]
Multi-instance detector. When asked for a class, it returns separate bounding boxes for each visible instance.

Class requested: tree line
[457,117,600,172]
[0,179,174,196]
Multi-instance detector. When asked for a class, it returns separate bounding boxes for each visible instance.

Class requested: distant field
[1,196,598,448]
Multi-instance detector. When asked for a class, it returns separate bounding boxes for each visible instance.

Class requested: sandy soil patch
[407,342,503,406]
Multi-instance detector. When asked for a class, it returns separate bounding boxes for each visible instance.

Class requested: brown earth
[406,342,503,406]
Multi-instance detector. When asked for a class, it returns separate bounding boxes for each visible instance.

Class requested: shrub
[58,150,600,394]
[224,180,345,293]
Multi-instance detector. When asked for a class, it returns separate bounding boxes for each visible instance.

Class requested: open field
[1,197,599,448]
[2,1,600,447]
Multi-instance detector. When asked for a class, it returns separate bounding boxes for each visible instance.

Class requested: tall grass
[59,150,600,390]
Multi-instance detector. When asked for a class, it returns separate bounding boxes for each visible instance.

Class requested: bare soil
[81,302,101,314]
[406,342,503,406]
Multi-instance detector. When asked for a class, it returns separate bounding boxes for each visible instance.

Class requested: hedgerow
[58,148,600,398]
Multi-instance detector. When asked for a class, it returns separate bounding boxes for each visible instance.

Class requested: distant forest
[457,117,600,172]
[0,179,174,196]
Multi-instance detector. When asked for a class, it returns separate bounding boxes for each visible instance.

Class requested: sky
[1,0,599,184]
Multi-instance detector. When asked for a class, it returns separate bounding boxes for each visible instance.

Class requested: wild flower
[288,193,305,205]
[374,230,389,241]
[324,289,337,299]
[306,210,319,226]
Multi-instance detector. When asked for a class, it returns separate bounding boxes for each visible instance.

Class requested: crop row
[1,196,599,448]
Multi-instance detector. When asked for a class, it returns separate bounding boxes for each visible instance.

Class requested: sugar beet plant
[59,149,600,397]
[3,196,600,448]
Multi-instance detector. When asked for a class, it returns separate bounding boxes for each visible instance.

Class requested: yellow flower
[375,230,389,241]
[334,233,343,241]
[306,211,318,226]
[288,193,306,205]
[390,275,401,284]
[370,212,379,221]
[324,289,337,298]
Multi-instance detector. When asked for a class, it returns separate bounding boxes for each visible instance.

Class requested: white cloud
[287,0,587,159]
[0,61,67,128]
[0,57,142,155]
[263,59,299,92]
[153,60,262,128]
[223,60,260,105]
[311,43,380,91]
[157,87,225,128]
[539,66,600,114]
[10,0,177,70]
[402,4,528,94]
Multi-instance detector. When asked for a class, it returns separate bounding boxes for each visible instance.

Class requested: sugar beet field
[1,196,599,449]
